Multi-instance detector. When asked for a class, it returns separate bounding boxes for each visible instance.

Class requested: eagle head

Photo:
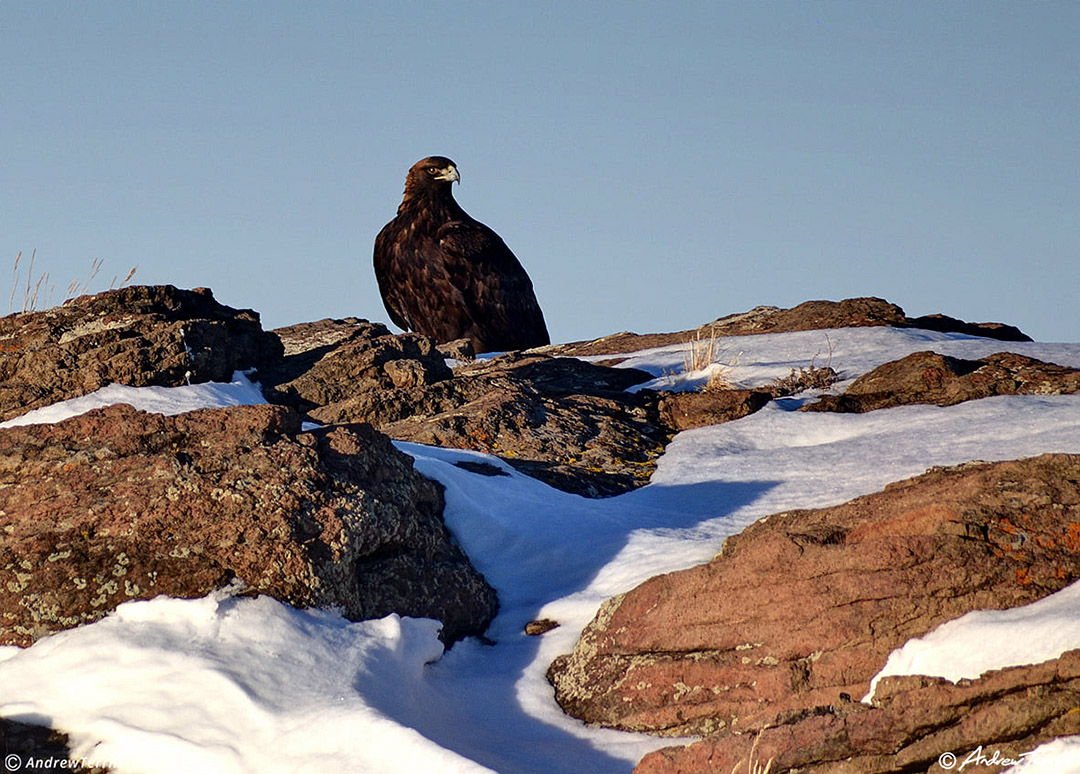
[398,156,463,212]
[409,156,460,187]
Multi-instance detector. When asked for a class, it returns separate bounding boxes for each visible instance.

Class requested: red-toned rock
[548,454,1080,737]
[0,403,496,646]
[636,651,1080,774]
[0,286,283,422]
[804,351,1080,413]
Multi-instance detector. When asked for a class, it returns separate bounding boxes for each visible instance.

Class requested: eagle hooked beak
[435,165,460,184]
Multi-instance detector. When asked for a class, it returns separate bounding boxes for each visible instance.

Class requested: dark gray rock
[0,718,108,773]
[267,342,676,497]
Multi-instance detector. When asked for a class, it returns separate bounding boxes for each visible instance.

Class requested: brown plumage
[373,156,550,354]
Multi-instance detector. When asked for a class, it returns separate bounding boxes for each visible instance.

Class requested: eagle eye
[428,166,439,174]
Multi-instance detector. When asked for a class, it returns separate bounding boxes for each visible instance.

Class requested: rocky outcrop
[264,318,452,406]
[657,390,773,432]
[0,286,1069,770]
[549,298,1031,360]
[804,351,1080,413]
[905,312,1031,343]
[270,317,392,358]
[636,651,1080,774]
[259,302,1040,495]
[0,403,497,646]
[548,454,1080,739]
[0,286,283,423]
[364,354,674,497]
[264,327,680,497]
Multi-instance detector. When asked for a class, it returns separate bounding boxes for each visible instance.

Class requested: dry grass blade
[684,326,720,373]
[9,253,129,315]
[10,250,22,313]
[109,264,139,290]
[22,249,37,312]
[682,325,739,392]
[29,271,50,312]
[8,249,50,314]
[63,257,112,302]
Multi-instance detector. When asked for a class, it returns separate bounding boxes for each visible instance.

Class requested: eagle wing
[373,222,421,333]
[373,212,549,352]
[436,219,550,352]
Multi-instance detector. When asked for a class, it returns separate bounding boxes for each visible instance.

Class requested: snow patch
[866,580,1080,702]
[0,371,267,428]
[2,328,1080,772]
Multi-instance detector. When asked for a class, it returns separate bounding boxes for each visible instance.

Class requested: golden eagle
[373,156,550,354]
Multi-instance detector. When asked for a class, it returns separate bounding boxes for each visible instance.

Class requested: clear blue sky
[4,2,1078,342]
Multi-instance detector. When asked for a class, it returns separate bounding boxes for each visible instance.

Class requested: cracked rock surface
[0,402,497,646]
[0,285,283,423]
[548,454,1080,740]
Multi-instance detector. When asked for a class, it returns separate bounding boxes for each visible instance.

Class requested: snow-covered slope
[2,327,1080,773]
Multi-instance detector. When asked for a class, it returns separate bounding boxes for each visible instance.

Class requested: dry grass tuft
[684,325,739,392]
[684,327,721,372]
[768,334,840,397]
[8,252,137,314]
[702,364,735,393]
[109,264,139,291]
[770,364,839,397]
[65,256,103,301]
[9,250,51,314]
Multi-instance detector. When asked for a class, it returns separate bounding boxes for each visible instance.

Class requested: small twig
[811,332,835,371]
